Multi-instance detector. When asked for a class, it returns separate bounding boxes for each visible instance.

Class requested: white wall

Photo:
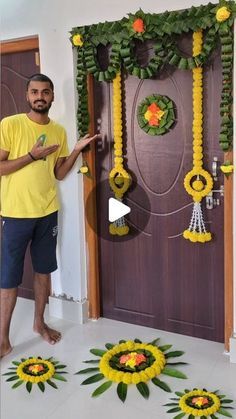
[1,0,235,335]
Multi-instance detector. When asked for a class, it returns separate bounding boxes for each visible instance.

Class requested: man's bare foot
[0,341,12,359]
[33,323,61,345]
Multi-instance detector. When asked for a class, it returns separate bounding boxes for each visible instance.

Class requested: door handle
[212,156,218,180]
[206,185,224,210]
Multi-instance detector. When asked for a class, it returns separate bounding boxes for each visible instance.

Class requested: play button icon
[85,179,151,242]
[108,198,131,222]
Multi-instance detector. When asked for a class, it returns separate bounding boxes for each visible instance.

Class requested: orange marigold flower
[149,116,159,126]
[119,352,147,366]
[148,103,160,113]
[135,353,146,365]
[192,396,209,407]
[120,354,131,364]
[29,364,44,374]
[132,18,145,33]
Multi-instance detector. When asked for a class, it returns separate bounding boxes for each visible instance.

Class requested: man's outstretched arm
[54,133,99,180]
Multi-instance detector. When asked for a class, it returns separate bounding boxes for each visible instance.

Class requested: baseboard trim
[230,335,236,363]
[49,296,88,324]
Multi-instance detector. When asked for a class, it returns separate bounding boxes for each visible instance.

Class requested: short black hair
[27,74,54,91]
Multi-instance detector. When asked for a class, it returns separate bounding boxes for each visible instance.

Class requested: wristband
[28,152,36,161]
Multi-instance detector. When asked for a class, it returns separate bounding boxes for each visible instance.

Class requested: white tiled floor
[1,298,236,419]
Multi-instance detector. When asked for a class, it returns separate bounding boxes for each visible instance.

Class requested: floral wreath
[3,356,67,393]
[165,388,234,418]
[184,168,213,203]
[137,95,176,136]
[75,338,187,401]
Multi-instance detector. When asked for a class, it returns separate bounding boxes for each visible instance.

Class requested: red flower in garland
[132,18,145,33]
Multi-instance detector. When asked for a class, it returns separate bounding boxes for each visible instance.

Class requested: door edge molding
[224,150,234,351]
[1,36,39,54]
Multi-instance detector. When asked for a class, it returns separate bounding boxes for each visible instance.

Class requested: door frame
[83,72,233,349]
[1,36,39,54]
[1,35,40,299]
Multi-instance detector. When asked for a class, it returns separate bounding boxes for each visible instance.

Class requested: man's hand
[74,133,100,153]
[30,138,59,160]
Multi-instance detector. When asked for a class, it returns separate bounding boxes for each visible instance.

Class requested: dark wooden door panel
[1,47,40,300]
[94,36,224,342]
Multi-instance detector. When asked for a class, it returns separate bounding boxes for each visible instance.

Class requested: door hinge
[35,52,40,67]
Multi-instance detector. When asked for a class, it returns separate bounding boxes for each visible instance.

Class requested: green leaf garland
[70,2,235,149]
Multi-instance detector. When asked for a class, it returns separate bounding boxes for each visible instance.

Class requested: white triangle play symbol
[108,198,131,222]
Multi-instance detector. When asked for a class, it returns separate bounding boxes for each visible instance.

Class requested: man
[0,73,98,358]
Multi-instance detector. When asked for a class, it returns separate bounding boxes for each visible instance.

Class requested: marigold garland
[165,388,234,418]
[3,356,68,393]
[75,338,188,402]
[109,72,131,236]
[183,30,213,243]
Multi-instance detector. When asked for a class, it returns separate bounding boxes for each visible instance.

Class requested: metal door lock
[206,185,224,210]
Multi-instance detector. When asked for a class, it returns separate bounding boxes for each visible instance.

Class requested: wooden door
[1,43,40,299]
[93,35,224,342]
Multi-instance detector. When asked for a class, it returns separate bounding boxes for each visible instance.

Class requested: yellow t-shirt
[0,114,69,218]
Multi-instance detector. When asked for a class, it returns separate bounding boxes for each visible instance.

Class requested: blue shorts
[1,211,58,289]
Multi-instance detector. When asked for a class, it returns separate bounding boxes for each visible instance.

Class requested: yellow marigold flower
[123,373,132,385]
[220,164,234,174]
[216,6,231,22]
[192,180,204,191]
[145,367,156,379]
[144,110,152,121]
[72,34,83,47]
[79,166,89,174]
[126,340,135,350]
[132,372,142,384]
[140,371,149,382]
[107,370,116,381]
[193,152,203,161]
[183,230,190,239]
[125,358,136,369]
[114,371,124,383]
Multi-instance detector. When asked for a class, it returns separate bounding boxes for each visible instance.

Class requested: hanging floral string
[109,72,131,236]
[183,30,213,243]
